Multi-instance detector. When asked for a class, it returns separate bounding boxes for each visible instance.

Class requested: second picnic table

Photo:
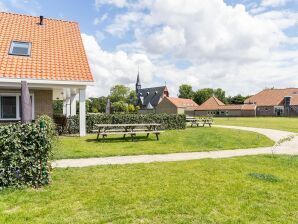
[93,123,163,141]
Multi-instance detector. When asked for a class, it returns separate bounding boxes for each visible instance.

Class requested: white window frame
[0,93,35,121]
[9,41,32,57]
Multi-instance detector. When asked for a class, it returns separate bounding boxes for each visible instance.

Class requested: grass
[215,117,298,133]
[53,127,274,159]
[0,155,297,223]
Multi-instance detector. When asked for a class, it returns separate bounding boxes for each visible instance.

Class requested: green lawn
[215,117,298,133]
[0,155,297,223]
[53,127,274,159]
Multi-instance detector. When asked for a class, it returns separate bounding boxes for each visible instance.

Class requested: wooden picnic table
[93,123,163,141]
[186,117,213,127]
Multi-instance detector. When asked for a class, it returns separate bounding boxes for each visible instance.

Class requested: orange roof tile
[245,88,298,106]
[0,12,93,82]
[197,96,225,110]
[166,97,200,110]
[241,104,257,111]
[197,96,256,111]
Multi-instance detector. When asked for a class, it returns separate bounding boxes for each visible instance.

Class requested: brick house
[0,12,93,136]
[156,97,200,115]
[245,88,298,116]
[195,96,256,117]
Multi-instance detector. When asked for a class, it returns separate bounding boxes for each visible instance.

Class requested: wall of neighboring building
[241,110,256,117]
[185,110,195,116]
[156,99,178,114]
[194,110,209,116]
[195,110,243,117]
[289,105,298,116]
[34,90,53,118]
[256,106,275,116]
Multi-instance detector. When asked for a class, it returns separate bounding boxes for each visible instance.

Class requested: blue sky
[1,0,298,97]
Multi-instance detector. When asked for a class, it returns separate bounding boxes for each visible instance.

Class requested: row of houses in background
[135,76,298,117]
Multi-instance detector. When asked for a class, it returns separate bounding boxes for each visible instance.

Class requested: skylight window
[9,41,31,56]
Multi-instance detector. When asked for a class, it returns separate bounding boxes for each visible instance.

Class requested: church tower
[136,72,141,94]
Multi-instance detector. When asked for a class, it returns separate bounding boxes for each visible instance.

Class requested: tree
[109,85,130,103]
[226,94,248,104]
[213,88,226,103]
[178,84,194,99]
[98,96,108,113]
[193,88,214,105]
[89,97,100,113]
[53,100,63,114]
[112,101,128,113]
[128,90,137,104]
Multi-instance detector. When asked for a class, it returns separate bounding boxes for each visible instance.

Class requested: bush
[0,122,54,189]
[37,115,57,138]
[66,113,186,134]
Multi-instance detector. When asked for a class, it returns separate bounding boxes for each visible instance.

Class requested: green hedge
[66,113,186,134]
[0,122,54,189]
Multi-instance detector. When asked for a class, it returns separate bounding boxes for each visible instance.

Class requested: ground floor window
[0,94,34,120]
[1,96,17,119]
[274,106,284,116]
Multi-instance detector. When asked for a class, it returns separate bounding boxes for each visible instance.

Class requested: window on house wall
[9,41,32,56]
[0,94,34,120]
[1,96,17,119]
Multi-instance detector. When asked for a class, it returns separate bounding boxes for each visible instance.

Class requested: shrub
[66,113,186,134]
[0,122,54,189]
[37,115,57,138]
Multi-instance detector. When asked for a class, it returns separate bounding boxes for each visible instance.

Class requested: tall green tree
[98,96,108,113]
[109,85,130,103]
[226,94,248,104]
[213,88,226,103]
[193,88,214,105]
[193,88,226,105]
[178,84,194,99]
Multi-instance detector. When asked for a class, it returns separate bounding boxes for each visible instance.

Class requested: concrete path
[52,126,298,168]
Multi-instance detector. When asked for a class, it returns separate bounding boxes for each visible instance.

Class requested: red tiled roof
[241,104,257,110]
[245,88,298,106]
[197,96,256,111]
[166,97,200,110]
[197,96,225,110]
[0,12,93,82]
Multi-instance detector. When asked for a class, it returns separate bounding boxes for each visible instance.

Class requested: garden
[0,115,297,223]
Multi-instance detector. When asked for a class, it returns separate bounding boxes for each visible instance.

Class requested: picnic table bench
[186,117,213,127]
[93,124,164,141]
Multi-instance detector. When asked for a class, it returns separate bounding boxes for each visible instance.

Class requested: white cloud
[89,0,298,97]
[82,34,155,97]
[106,12,143,37]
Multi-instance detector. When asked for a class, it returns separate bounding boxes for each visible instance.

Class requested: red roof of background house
[0,12,93,82]
[197,96,225,110]
[166,97,200,110]
[197,96,256,111]
[245,88,298,106]
[241,104,257,110]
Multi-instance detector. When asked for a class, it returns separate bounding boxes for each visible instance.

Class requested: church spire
[136,69,141,94]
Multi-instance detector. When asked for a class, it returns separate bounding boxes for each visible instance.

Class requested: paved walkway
[52,125,298,168]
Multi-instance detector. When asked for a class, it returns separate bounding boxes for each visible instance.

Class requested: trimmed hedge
[0,122,54,189]
[66,113,186,134]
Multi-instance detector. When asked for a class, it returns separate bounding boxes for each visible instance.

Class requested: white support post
[79,88,86,136]
[66,98,71,117]
[70,94,77,116]
[63,100,67,115]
